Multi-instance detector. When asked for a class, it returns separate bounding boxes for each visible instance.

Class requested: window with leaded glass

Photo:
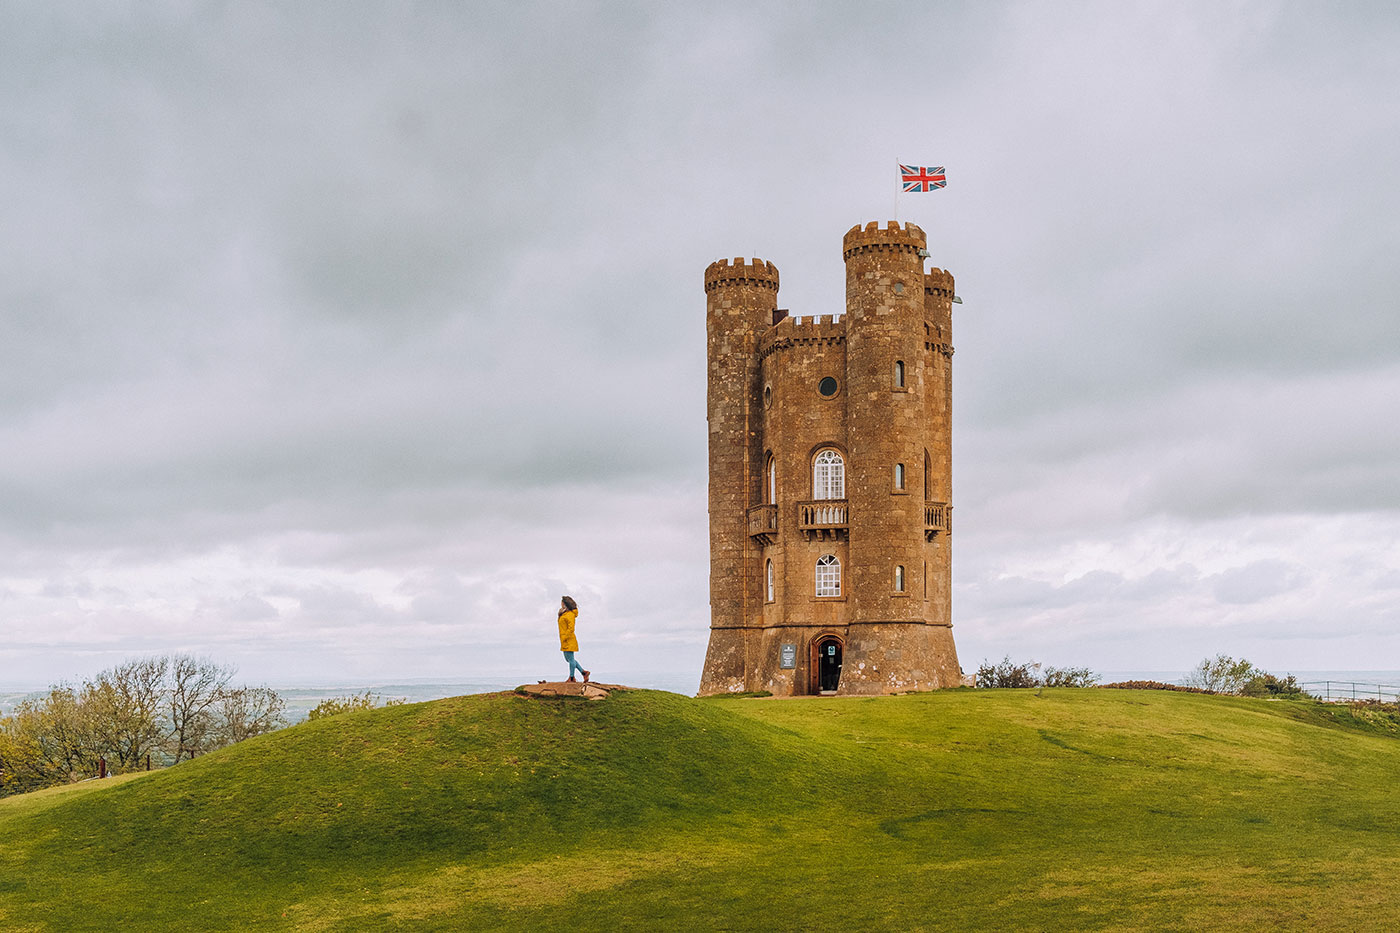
[816,554,841,597]
[813,449,845,500]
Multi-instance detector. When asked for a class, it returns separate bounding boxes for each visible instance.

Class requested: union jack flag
[900,164,946,192]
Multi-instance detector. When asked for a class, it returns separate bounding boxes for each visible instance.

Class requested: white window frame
[895,462,905,489]
[895,565,905,592]
[816,554,841,597]
[767,457,776,504]
[813,449,845,500]
[766,559,775,602]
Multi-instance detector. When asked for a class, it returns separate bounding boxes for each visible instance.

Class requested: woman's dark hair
[561,595,578,612]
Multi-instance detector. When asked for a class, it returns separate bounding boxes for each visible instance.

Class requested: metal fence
[1299,681,1400,704]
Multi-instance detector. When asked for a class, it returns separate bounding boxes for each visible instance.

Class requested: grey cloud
[5,3,1400,686]
[1373,570,1400,591]
[39,577,99,599]
[967,565,1206,616]
[1208,560,1309,605]
[201,592,280,623]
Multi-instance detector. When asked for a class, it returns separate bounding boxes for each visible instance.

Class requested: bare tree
[165,655,233,760]
[215,685,287,744]
[85,656,168,771]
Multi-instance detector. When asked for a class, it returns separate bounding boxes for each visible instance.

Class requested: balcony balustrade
[925,501,952,540]
[746,504,778,545]
[798,499,849,540]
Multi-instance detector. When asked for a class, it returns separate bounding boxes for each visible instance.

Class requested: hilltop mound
[0,688,840,931]
[4,688,1400,931]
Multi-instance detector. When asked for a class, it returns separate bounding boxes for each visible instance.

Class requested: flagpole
[893,160,900,222]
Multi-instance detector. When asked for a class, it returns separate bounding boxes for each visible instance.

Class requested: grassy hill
[3,687,1400,931]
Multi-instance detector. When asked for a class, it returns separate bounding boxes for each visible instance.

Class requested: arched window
[813,449,845,500]
[895,462,905,490]
[767,456,776,504]
[815,554,841,597]
[924,449,931,499]
[766,559,775,602]
[895,565,905,592]
[894,360,905,388]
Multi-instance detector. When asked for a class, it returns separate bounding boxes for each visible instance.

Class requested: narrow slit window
[766,559,775,602]
[895,565,905,592]
[894,360,905,388]
[767,456,776,504]
[895,463,905,489]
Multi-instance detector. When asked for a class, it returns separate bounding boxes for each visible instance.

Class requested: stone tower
[699,221,961,696]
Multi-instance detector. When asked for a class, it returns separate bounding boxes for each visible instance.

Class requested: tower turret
[837,222,941,693]
[923,265,956,655]
[700,257,779,695]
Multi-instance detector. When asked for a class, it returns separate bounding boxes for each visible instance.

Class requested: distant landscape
[8,669,1400,720]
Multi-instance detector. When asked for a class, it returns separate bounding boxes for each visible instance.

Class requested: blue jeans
[564,651,586,679]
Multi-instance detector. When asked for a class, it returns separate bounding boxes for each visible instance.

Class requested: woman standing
[558,596,590,683]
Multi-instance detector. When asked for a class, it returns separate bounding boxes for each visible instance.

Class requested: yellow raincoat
[558,608,578,652]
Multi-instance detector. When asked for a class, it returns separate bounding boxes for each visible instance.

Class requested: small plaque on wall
[779,643,797,669]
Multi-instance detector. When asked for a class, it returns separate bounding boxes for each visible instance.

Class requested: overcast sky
[3,2,1399,691]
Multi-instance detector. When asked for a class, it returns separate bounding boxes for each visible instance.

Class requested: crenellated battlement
[924,267,955,298]
[772,312,845,334]
[842,220,926,261]
[705,257,780,293]
[758,312,845,361]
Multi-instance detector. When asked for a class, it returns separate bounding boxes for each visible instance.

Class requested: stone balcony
[798,499,848,540]
[747,504,778,545]
[925,501,952,540]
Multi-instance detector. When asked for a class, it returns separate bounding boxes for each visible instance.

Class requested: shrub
[306,691,406,722]
[1101,681,1211,693]
[976,657,1042,688]
[1043,666,1100,688]
[1240,673,1305,698]
[976,657,1100,689]
[1182,655,1259,694]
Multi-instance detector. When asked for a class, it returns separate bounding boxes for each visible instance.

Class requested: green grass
[3,688,1400,931]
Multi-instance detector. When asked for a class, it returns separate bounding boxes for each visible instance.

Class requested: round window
[818,377,838,397]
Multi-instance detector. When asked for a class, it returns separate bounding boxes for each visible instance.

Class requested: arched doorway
[811,635,843,695]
